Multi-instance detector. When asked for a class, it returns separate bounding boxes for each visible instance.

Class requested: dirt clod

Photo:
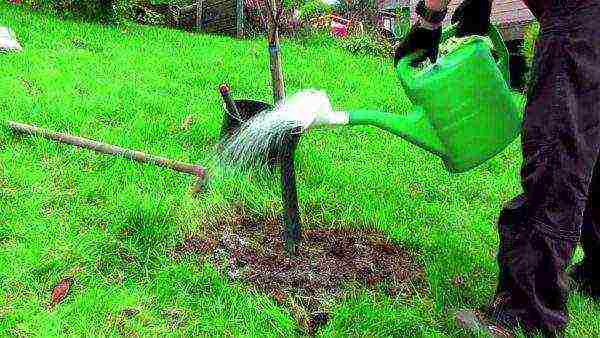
[172,212,426,335]
[161,308,185,329]
[120,308,139,318]
[271,289,287,305]
[308,312,329,335]
[453,275,466,288]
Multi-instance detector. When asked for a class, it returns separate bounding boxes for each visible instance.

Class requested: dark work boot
[455,293,520,338]
[455,309,517,337]
[455,292,568,338]
[455,308,567,338]
[569,260,600,298]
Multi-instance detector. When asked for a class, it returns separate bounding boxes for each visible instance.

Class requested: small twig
[258,1,270,24]
[265,0,276,24]
[275,4,284,29]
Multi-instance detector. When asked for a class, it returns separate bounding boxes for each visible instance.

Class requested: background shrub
[521,21,539,66]
[333,0,377,26]
[294,25,336,48]
[112,0,196,26]
[242,0,303,38]
[22,0,115,22]
[19,0,197,24]
[342,30,393,58]
[297,0,332,22]
[393,6,411,41]
[521,21,539,85]
[295,25,392,59]
[14,0,400,61]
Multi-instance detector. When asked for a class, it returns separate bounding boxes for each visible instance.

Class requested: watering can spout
[348,108,446,157]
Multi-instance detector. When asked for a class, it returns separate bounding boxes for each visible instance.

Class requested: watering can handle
[442,24,511,85]
[397,24,511,86]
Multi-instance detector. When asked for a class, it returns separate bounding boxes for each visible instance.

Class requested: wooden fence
[171,0,244,37]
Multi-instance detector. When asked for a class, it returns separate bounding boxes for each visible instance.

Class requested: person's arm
[425,0,451,11]
[419,0,494,21]
[427,0,494,11]
[418,0,496,35]
[413,0,450,30]
[394,0,494,66]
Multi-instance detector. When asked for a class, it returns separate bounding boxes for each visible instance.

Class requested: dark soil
[171,209,426,335]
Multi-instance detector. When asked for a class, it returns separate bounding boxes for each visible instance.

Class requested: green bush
[294,25,392,59]
[334,0,377,12]
[333,0,378,26]
[112,0,136,22]
[298,0,332,22]
[522,21,539,66]
[393,6,411,40]
[342,31,393,58]
[113,0,196,25]
[282,0,305,10]
[149,0,192,5]
[23,0,116,22]
[21,0,195,24]
[294,26,336,48]
[521,21,540,85]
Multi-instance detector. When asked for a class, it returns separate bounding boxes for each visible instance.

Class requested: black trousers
[493,3,600,335]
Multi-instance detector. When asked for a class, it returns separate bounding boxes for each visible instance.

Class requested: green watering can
[346,24,522,173]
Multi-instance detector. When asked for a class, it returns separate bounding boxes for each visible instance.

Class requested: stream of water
[219,89,346,168]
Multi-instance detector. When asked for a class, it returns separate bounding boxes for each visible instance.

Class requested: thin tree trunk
[262,0,302,255]
[266,0,285,102]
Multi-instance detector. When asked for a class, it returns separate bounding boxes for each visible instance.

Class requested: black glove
[451,0,493,37]
[393,23,442,67]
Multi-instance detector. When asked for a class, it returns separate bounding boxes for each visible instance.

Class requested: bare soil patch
[171,209,427,335]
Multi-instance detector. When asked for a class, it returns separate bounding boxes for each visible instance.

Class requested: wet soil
[171,209,427,335]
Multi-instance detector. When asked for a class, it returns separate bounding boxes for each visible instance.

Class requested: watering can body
[350,24,522,173]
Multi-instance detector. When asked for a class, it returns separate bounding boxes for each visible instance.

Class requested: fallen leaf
[120,308,140,318]
[452,275,466,287]
[271,289,287,305]
[180,115,194,131]
[50,277,73,309]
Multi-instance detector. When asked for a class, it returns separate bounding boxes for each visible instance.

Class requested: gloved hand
[451,0,493,37]
[393,23,442,67]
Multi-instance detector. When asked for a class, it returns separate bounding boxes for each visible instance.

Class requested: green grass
[1,4,599,337]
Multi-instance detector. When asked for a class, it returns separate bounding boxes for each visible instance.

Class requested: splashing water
[220,89,349,168]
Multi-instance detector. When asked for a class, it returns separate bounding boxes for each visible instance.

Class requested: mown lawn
[1,4,600,337]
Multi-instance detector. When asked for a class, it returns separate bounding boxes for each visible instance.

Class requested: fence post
[196,0,204,30]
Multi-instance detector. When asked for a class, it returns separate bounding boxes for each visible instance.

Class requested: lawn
[1,3,600,337]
